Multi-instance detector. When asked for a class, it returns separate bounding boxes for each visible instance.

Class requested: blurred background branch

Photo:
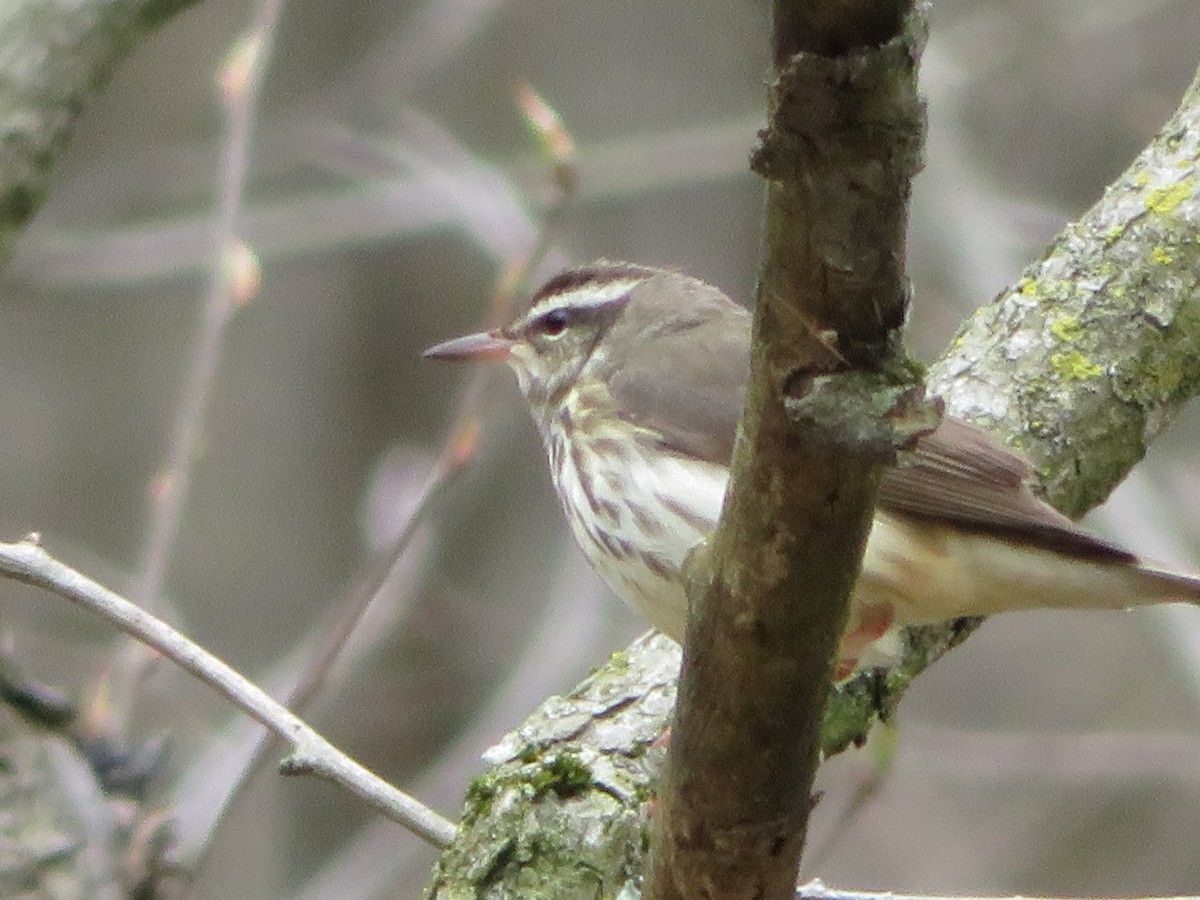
[0,0,204,261]
[110,0,285,737]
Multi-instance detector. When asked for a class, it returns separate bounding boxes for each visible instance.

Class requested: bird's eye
[536,308,570,337]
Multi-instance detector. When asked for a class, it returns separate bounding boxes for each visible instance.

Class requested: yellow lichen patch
[1050,350,1103,381]
[1049,316,1083,342]
[1146,177,1196,216]
[1153,355,1184,397]
[1018,278,1039,297]
[1150,245,1174,265]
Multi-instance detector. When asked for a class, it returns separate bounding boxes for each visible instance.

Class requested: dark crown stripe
[531,261,658,305]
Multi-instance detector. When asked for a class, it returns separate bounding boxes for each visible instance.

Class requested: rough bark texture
[425,632,678,899]
[425,59,1200,900]
[0,0,203,262]
[645,2,928,898]
[772,0,911,62]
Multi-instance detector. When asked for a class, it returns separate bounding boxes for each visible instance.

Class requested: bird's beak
[423,330,515,362]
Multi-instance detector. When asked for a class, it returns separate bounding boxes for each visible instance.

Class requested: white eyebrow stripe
[528,278,643,316]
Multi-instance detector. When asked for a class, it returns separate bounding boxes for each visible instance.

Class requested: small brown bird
[425,261,1200,673]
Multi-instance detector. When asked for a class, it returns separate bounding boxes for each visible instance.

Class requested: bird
[424,260,1200,675]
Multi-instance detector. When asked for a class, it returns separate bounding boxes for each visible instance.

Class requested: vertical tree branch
[647,3,928,898]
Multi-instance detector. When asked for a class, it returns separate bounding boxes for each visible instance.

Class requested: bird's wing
[609,287,1127,565]
[878,417,1133,562]
[607,305,751,467]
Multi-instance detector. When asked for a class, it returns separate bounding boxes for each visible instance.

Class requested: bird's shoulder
[604,279,751,466]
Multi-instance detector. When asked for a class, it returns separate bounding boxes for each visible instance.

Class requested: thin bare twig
[166,81,580,872]
[165,441,471,874]
[274,79,578,720]
[0,535,458,849]
[413,80,580,460]
[111,0,287,728]
[289,428,478,715]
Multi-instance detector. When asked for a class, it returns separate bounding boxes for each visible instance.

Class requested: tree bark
[646,1,928,897]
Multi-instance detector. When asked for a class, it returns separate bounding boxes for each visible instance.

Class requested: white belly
[539,418,1185,662]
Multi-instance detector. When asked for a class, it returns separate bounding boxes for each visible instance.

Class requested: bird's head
[424,261,751,454]
[424,262,657,407]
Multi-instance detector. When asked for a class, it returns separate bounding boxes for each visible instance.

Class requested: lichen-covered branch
[0,0,203,262]
[927,72,1200,510]
[799,61,1200,759]
[425,59,1200,900]
[426,632,678,898]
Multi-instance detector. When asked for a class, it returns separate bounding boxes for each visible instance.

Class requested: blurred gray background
[2,0,1199,897]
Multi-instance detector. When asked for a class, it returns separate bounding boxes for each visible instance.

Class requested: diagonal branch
[826,59,1200,756]
[0,535,458,850]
